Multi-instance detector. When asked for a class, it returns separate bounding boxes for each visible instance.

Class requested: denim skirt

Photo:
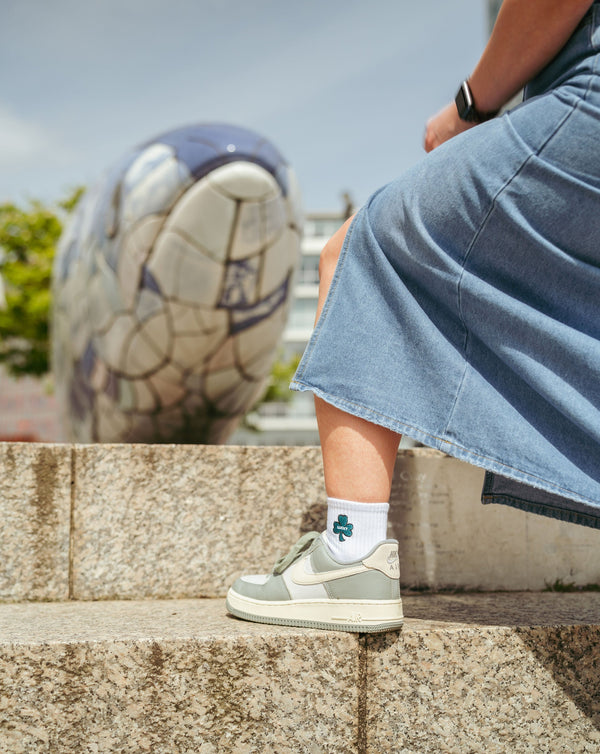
[291,2,600,528]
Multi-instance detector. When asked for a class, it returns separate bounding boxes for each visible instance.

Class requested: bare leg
[316,397,401,501]
[315,217,402,503]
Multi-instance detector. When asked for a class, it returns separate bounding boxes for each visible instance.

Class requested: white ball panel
[235,306,287,367]
[96,313,138,370]
[122,327,165,377]
[237,344,276,382]
[118,378,136,411]
[229,196,287,261]
[68,293,92,359]
[162,178,236,262]
[123,144,174,192]
[137,311,171,357]
[88,274,116,333]
[97,254,126,314]
[176,242,225,307]
[96,393,131,441]
[149,364,187,409]
[89,359,108,392]
[207,161,279,201]
[284,167,304,228]
[167,301,203,334]
[147,231,226,307]
[204,365,246,402]
[136,290,163,323]
[122,156,192,227]
[170,331,226,370]
[206,338,237,371]
[117,239,144,310]
[131,379,158,412]
[146,232,186,298]
[126,215,165,265]
[258,227,299,299]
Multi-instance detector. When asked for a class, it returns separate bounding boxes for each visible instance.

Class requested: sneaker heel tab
[362,543,400,578]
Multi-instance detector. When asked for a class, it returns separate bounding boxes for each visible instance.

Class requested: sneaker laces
[272,531,320,575]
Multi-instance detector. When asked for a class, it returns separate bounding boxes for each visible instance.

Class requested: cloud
[0,104,73,169]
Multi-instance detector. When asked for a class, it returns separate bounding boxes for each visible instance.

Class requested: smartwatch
[455,80,498,123]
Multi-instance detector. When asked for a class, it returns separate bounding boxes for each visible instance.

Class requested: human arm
[423,0,595,152]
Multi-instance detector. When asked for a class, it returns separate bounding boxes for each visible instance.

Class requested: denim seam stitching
[441,133,534,437]
[442,96,581,439]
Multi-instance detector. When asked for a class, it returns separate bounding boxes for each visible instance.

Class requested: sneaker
[226,531,403,632]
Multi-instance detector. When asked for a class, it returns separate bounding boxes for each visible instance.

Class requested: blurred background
[0,0,494,445]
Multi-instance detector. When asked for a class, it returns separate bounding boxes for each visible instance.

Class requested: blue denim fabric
[292,2,600,527]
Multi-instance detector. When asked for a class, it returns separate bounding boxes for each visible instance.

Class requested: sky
[1,0,488,213]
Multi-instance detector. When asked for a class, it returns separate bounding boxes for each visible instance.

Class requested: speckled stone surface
[368,592,600,753]
[0,595,599,753]
[390,450,600,591]
[71,444,327,600]
[0,598,359,754]
[0,443,71,601]
[2,443,599,602]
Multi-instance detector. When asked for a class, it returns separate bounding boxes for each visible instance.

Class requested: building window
[304,218,343,238]
[297,254,320,285]
[289,298,317,330]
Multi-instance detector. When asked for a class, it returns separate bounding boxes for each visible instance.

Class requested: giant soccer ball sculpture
[52,124,302,443]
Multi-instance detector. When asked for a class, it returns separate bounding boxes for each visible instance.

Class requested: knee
[318,236,342,282]
[318,215,354,282]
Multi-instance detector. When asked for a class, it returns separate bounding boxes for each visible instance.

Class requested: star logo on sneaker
[332,514,353,542]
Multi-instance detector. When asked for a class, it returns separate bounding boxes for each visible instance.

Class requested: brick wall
[0,368,62,442]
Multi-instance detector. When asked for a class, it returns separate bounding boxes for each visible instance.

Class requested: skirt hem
[290,377,600,518]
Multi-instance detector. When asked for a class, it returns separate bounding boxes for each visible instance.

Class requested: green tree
[260,351,301,404]
[0,189,83,377]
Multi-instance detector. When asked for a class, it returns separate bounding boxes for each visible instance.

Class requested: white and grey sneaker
[226,531,403,632]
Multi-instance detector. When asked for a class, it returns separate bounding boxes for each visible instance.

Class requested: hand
[423,102,475,153]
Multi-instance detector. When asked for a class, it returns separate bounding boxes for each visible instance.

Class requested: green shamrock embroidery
[333,514,353,542]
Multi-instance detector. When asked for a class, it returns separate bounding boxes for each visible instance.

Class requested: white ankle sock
[325,497,389,563]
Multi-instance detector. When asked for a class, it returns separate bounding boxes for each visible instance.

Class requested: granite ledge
[1,593,600,643]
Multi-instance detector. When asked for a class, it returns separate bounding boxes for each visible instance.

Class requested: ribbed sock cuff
[325,497,389,563]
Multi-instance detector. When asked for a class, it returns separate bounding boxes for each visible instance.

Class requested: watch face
[456,82,474,121]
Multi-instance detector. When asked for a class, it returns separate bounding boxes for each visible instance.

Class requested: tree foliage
[260,351,301,404]
[0,189,84,376]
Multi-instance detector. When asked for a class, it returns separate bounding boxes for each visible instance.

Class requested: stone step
[1,442,599,602]
[1,593,599,753]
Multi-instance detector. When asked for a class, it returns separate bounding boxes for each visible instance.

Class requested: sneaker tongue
[272,531,320,575]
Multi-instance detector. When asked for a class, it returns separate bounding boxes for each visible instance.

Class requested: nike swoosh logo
[290,558,367,586]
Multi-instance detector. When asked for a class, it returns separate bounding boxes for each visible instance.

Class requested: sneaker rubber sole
[226,588,403,633]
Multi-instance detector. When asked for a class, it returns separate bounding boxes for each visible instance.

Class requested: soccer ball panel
[148,363,187,409]
[259,227,299,300]
[229,195,287,261]
[235,305,288,372]
[122,158,189,226]
[147,230,225,306]
[122,144,174,189]
[207,161,280,202]
[162,178,236,262]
